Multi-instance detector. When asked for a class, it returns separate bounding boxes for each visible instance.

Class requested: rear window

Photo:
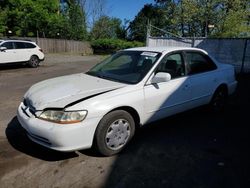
[25,42,36,48]
[186,52,217,74]
[14,42,26,49]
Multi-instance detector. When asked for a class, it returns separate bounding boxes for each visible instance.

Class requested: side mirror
[0,47,7,51]
[151,72,171,84]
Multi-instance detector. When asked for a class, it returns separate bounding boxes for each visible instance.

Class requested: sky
[106,0,155,22]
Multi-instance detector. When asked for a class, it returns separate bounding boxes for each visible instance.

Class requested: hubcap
[213,90,225,109]
[105,119,131,150]
[31,57,38,66]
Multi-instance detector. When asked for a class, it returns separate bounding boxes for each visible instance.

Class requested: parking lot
[0,54,250,188]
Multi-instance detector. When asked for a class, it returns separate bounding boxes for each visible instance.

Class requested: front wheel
[28,55,40,68]
[93,110,135,156]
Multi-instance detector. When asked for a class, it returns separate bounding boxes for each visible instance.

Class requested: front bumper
[17,102,100,152]
[40,57,45,62]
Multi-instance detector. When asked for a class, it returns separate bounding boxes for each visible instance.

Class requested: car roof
[0,39,35,43]
[125,46,208,55]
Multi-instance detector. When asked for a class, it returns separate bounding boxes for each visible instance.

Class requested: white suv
[0,39,45,67]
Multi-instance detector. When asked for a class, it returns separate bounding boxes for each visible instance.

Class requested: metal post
[192,33,195,47]
[240,39,248,74]
[36,30,39,44]
[146,19,151,47]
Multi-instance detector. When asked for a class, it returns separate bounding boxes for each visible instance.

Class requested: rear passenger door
[14,42,30,62]
[0,42,17,63]
[184,51,218,107]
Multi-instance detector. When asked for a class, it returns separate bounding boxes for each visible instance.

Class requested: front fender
[66,88,145,124]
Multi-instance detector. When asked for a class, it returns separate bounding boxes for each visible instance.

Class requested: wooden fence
[36,38,93,54]
[11,37,93,54]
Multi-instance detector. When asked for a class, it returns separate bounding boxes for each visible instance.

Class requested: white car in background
[0,39,44,67]
[17,47,237,156]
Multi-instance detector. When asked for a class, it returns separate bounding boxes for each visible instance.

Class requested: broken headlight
[38,110,87,124]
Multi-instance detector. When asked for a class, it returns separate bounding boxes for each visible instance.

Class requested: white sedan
[17,47,237,156]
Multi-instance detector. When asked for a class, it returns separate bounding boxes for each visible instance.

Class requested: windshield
[87,50,161,84]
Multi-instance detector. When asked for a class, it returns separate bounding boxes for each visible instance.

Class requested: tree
[210,0,250,37]
[128,4,168,42]
[83,0,107,28]
[0,0,88,40]
[0,0,60,37]
[66,0,87,40]
[0,7,7,36]
[153,0,250,37]
[90,16,124,40]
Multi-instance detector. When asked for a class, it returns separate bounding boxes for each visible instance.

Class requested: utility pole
[146,19,151,46]
[205,1,208,37]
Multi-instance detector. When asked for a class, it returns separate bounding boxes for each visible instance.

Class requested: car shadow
[102,73,250,188]
[0,63,28,71]
[5,117,79,161]
[103,105,250,188]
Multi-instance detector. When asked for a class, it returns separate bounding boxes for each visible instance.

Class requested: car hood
[24,73,126,110]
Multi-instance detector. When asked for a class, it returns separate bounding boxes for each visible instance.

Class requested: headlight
[38,110,87,124]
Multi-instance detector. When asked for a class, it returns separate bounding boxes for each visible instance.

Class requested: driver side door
[143,52,192,124]
[0,42,17,64]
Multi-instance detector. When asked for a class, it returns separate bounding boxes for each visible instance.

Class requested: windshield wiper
[86,71,111,80]
[86,71,102,78]
[86,71,132,84]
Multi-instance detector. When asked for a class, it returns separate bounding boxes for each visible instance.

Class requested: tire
[210,86,228,112]
[28,55,40,68]
[93,110,135,156]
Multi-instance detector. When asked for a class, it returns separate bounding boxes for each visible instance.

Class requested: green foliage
[0,0,87,40]
[129,0,250,41]
[91,16,126,40]
[67,1,87,40]
[0,8,7,37]
[129,4,168,41]
[0,0,59,37]
[210,0,250,38]
[91,38,144,54]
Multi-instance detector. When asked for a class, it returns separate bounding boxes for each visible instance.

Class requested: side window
[186,52,217,74]
[1,42,14,49]
[14,42,26,49]
[25,42,36,48]
[156,53,185,79]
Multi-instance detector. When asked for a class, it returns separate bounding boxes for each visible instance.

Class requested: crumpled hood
[24,73,126,110]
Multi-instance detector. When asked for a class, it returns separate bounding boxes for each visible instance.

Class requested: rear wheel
[28,55,40,68]
[210,86,228,112]
[93,110,135,156]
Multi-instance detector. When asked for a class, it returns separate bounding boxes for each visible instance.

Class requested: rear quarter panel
[215,63,237,95]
